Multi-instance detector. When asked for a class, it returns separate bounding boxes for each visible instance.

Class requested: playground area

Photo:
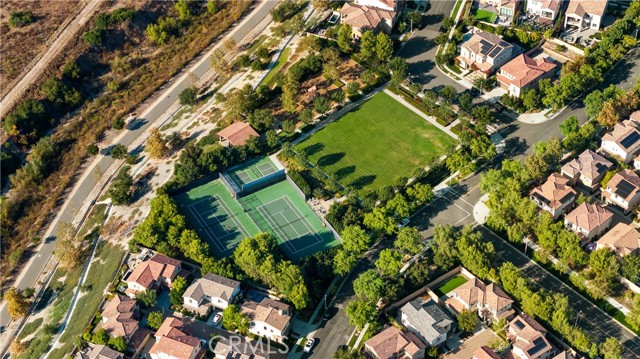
[174,158,339,260]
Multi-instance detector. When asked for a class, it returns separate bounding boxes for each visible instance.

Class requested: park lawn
[474,9,497,22]
[295,92,455,193]
[435,275,467,297]
[262,47,291,88]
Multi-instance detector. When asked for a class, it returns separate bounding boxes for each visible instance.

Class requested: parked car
[212,312,223,324]
[398,218,410,228]
[303,338,316,353]
[323,307,337,321]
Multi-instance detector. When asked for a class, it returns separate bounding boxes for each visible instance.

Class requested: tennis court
[226,157,280,191]
[174,176,340,260]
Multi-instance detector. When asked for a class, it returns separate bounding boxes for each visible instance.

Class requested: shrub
[9,11,34,27]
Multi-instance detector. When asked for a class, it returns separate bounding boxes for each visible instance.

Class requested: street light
[573,310,582,328]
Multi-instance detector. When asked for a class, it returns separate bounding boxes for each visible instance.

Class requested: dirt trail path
[0,0,103,117]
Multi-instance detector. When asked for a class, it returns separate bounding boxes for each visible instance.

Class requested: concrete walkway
[383,89,459,140]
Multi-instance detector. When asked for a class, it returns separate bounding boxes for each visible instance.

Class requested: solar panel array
[620,131,640,149]
[527,337,549,356]
[615,179,637,199]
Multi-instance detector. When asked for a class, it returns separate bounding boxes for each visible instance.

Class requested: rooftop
[340,2,396,31]
[498,54,556,88]
[561,149,613,182]
[400,299,454,342]
[365,326,426,359]
[597,222,640,256]
[241,298,291,331]
[183,273,240,303]
[603,169,640,202]
[217,121,259,147]
[602,120,640,151]
[530,173,577,210]
[564,202,613,232]
[566,0,608,17]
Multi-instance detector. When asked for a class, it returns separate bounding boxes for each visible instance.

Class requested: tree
[338,24,353,53]
[175,0,192,20]
[375,249,403,277]
[345,300,377,329]
[169,276,188,306]
[621,255,640,282]
[146,128,170,159]
[147,311,164,330]
[406,183,434,204]
[314,96,331,114]
[359,30,377,61]
[9,340,28,356]
[341,225,373,253]
[108,336,127,352]
[113,117,126,130]
[376,32,393,62]
[600,337,622,359]
[333,348,365,359]
[207,0,218,14]
[298,109,314,124]
[333,250,359,276]
[222,304,250,334]
[439,85,457,105]
[407,10,422,31]
[179,86,198,106]
[4,288,30,318]
[456,226,494,279]
[92,328,109,345]
[559,116,580,138]
[136,290,157,308]
[9,10,34,27]
[353,269,387,301]
[522,88,541,110]
[361,69,377,86]
[432,225,458,268]
[395,227,423,255]
[312,0,331,10]
[589,248,620,295]
[225,84,258,116]
[108,166,134,205]
[346,82,360,95]
[87,144,99,156]
[210,49,230,73]
[388,57,408,87]
[110,144,128,159]
[457,309,477,332]
[54,222,83,269]
[363,207,396,235]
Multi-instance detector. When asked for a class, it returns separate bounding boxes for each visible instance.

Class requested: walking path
[383,89,459,139]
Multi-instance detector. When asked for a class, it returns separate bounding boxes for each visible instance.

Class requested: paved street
[0,0,279,332]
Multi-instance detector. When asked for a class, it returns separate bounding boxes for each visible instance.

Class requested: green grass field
[174,177,339,260]
[474,9,497,22]
[295,92,455,192]
[435,275,468,296]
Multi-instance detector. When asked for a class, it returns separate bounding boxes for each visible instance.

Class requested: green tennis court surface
[174,178,339,260]
[226,157,279,190]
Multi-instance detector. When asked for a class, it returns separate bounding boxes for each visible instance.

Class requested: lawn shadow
[335,165,356,180]
[317,152,345,167]
[350,175,376,189]
[302,142,325,157]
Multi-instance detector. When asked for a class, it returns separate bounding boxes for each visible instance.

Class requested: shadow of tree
[335,165,356,180]
[302,142,325,157]
[350,175,376,189]
[317,152,345,167]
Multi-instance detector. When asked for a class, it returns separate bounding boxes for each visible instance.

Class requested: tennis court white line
[257,205,298,253]
[213,194,252,239]
[282,196,324,245]
[188,204,226,252]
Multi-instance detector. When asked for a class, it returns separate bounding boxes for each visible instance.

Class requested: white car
[303,338,316,353]
[398,218,410,228]
[212,312,223,324]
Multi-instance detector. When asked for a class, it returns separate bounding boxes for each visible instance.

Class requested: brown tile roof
[473,346,502,359]
[127,254,180,290]
[86,345,124,359]
[552,351,576,359]
[340,2,396,31]
[566,0,608,17]
[241,298,292,332]
[631,111,640,122]
[540,0,562,11]
[598,222,640,256]
[183,273,240,303]
[561,149,613,182]
[452,278,486,307]
[509,314,553,359]
[217,121,259,147]
[484,283,514,312]
[564,203,613,232]
[355,0,397,10]
[364,326,426,359]
[498,54,556,88]
[530,173,577,211]
[603,169,640,202]
[602,120,640,151]
[101,294,139,339]
[150,318,201,359]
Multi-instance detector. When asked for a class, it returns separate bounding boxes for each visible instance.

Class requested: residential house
[560,149,613,190]
[183,273,241,316]
[552,351,577,359]
[127,328,152,359]
[457,32,516,76]
[602,169,640,213]
[125,254,182,298]
[597,222,640,256]
[354,0,399,11]
[364,326,426,359]
[600,119,640,163]
[472,346,502,359]
[530,173,577,219]
[76,345,124,359]
[149,318,203,359]
[508,314,554,359]
[241,298,291,342]
[564,203,613,241]
[101,294,139,341]
[339,2,397,38]
[498,0,523,22]
[497,54,557,97]
[399,299,454,347]
[526,0,564,22]
[446,278,515,322]
[217,122,259,147]
[564,0,609,32]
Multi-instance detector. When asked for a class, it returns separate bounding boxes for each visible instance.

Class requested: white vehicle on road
[303,338,315,353]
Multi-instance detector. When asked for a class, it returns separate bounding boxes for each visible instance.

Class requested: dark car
[323,307,337,321]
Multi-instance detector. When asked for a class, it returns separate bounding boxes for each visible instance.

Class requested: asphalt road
[0,0,279,330]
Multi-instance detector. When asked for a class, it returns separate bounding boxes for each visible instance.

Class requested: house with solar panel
[560,149,613,191]
[507,314,555,359]
[602,169,640,213]
[600,119,640,163]
[456,32,517,77]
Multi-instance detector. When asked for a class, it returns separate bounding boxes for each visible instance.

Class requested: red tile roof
[498,54,556,89]
[340,2,396,31]
[217,122,259,147]
[564,203,613,233]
